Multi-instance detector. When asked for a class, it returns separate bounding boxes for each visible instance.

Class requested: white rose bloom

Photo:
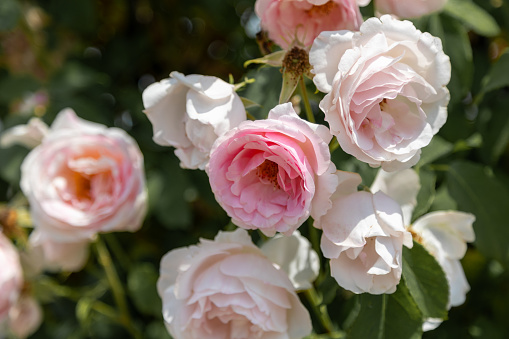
[309,15,451,171]
[142,72,246,170]
[157,228,312,339]
[317,171,413,294]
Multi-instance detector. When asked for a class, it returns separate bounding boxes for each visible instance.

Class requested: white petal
[310,30,355,93]
[261,231,320,291]
[0,118,49,149]
[371,168,420,225]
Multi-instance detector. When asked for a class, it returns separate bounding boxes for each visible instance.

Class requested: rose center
[307,1,338,16]
[379,98,389,111]
[256,160,280,189]
[72,171,91,201]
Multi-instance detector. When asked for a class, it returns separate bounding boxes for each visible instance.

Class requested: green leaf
[478,95,509,165]
[240,96,261,109]
[447,161,509,264]
[434,13,473,104]
[402,242,449,319]
[127,263,162,317]
[417,136,454,168]
[412,168,436,222]
[443,0,500,37]
[0,0,21,31]
[480,50,509,96]
[348,288,423,339]
[244,50,285,68]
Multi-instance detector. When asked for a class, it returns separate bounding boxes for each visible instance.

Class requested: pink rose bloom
[157,228,312,339]
[20,109,147,271]
[374,0,447,18]
[255,0,363,49]
[0,232,23,325]
[207,103,338,236]
[317,171,413,294]
[142,71,246,170]
[310,15,451,171]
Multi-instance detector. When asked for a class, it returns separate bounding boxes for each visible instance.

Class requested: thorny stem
[299,77,315,123]
[95,237,142,339]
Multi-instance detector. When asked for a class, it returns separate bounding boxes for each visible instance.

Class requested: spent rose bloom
[317,171,413,294]
[410,211,475,331]
[207,102,338,236]
[20,109,147,271]
[255,0,363,49]
[372,0,448,18]
[0,232,23,327]
[142,71,246,170]
[157,228,312,339]
[310,15,451,171]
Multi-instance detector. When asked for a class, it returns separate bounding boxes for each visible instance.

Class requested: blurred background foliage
[1,0,509,338]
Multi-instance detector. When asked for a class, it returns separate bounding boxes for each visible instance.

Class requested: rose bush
[207,102,338,236]
[0,232,23,328]
[157,228,312,339]
[142,71,246,170]
[20,109,147,271]
[310,15,451,171]
[255,0,363,49]
[317,171,413,294]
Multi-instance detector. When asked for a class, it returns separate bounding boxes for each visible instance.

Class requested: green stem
[299,77,315,123]
[329,137,340,154]
[303,287,335,334]
[95,237,142,339]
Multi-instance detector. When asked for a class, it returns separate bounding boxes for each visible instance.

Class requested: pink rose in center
[255,0,363,49]
[207,103,337,236]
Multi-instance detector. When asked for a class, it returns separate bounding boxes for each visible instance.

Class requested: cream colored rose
[142,72,246,170]
[317,171,413,294]
[157,229,312,339]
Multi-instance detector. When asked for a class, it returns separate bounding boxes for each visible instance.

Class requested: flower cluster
[0,0,480,338]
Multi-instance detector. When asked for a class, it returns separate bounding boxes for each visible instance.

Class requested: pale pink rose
[374,0,447,18]
[310,15,451,171]
[207,103,338,236]
[142,71,246,170]
[318,171,413,294]
[20,109,147,270]
[411,211,475,331]
[0,232,23,324]
[157,228,312,339]
[8,295,42,339]
[255,0,363,49]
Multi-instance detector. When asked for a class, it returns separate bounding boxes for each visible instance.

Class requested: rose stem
[299,77,315,123]
[95,236,142,339]
[329,137,340,153]
[303,287,335,334]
